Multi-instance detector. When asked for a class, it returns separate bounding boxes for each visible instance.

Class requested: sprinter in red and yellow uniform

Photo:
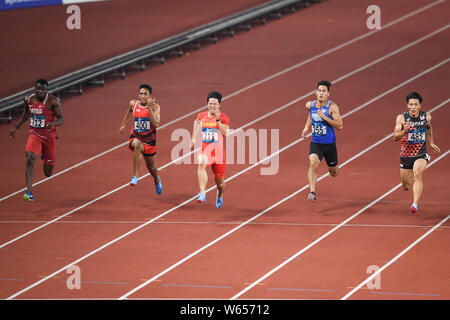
[191,91,230,208]
[119,84,162,195]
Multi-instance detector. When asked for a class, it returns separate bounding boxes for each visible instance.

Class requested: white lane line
[1,220,448,230]
[1,47,447,251]
[1,0,444,203]
[341,214,450,300]
[231,150,449,300]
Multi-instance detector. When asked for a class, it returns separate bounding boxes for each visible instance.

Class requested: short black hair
[35,78,48,87]
[207,91,222,104]
[317,80,331,91]
[406,91,422,104]
[139,84,152,94]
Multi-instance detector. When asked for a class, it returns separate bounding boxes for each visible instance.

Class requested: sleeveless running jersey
[310,100,336,144]
[197,111,229,145]
[400,111,427,158]
[130,100,156,146]
[27,93,56,139]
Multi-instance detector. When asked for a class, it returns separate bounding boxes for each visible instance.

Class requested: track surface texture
[0,0,448,305]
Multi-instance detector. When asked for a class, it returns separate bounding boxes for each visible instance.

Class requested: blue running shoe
[197,193,206,203]
[155,176,163,195]
[130,176,138,186]
[23,191,34,202]
[216,191,223,208]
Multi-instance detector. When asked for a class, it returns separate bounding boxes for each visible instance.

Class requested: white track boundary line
[0,0,444,203]
[341,214,450,300]
[230,150,449,300]
[1,220,449,230]
[5,91,448,299]
[1,54,447,251]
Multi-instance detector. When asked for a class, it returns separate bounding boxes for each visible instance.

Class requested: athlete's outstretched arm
[393,114,408,141]
[426,113,440,152]
[191,118,202,149]
[148,100,160,128]
[48,96,64,130]
[301,101,312,137]
[119,100,134,133]
[9,97,30,137]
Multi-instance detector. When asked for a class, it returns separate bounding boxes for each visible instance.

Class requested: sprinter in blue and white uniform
[301,80,343,201]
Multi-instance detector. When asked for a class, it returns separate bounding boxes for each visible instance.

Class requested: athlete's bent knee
[216,178,226,190]
[329,166,339,177]
[25,152,36,165]
[309,158,320,168]
[44,165,54,177]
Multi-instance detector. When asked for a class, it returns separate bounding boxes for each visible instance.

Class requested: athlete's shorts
[199,143,226,179]
[310,142,338,167]
[25,133,56,165]
[129,138,156,157]
[400,153,430,170]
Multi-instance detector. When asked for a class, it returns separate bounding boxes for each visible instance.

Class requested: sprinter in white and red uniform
[9,79,64,202]
[393,92,440,214]
[119,84,162,195]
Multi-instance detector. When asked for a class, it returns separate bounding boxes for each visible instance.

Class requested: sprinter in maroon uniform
[9,79,64,202]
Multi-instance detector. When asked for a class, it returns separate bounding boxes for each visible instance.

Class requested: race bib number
[312,125,327,136]
[30,114,45,128]
[134,117,150,133]
[202,127,218,143]
[407,130,425,143]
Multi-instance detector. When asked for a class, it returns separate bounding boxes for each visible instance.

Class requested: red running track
[0,0,449,301]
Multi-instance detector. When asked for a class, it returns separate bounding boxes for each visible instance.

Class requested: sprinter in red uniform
[9,79,64,202]
[119,84,162,195]
[190,91,229,208]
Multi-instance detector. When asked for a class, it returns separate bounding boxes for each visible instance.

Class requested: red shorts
[129,138,156,156]
[25,133,56,165]
[199,143,226,179]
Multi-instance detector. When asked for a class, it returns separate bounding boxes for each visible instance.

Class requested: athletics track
[0,0,448,303]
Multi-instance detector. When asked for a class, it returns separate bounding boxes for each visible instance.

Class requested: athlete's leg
[25,151,37,193]
[328,165,339,177]
[308,153,320,193]
[43,164,54,177]
[197,154,209,194]
[144,154,159,184]
[412,158,427,206]
[214,176,225,208]
[41,135,56,177]
[131,139,144,177]
[400,168,413,191]
[215,177,226,198]
[324,143,339,177]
